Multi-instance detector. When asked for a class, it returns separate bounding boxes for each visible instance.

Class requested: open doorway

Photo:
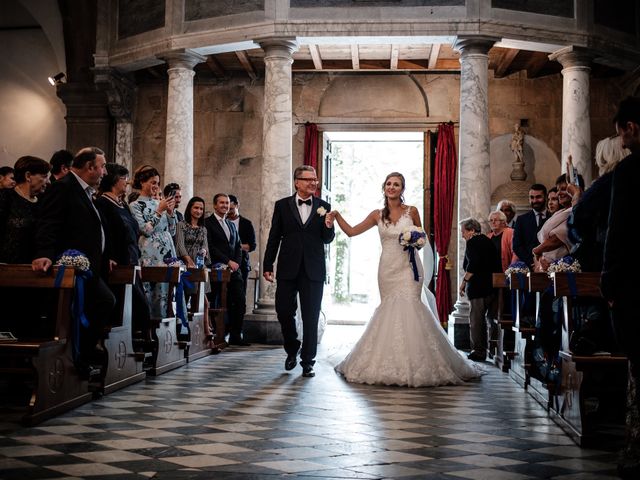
[322,131,424,325]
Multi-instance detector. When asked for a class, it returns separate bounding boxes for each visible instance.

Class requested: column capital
[93,66,136,121]
[549,46,592,69]
[453,35,499,57]
[258,37,299,59]
[159,49,207,70]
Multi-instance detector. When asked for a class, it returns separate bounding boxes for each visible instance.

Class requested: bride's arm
[333,210,378,237]
[409,206,423,228]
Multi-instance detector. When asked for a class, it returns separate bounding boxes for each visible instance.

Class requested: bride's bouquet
[398,226,427,250]
[398,226,427,282]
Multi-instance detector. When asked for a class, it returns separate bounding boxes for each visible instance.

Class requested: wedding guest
[96,163,152,337]
[0,156,50,264]
[601,96,640,479]
[163,182,184,222]
[227,194,256,297]
[130,165,178,318]
[487,210,516,272]
[49,149,73,183]
[496,199,517,227]
[459,217,500,361]
[513,184,548,270]
[547,187,560,214]
[205,193,249,346]
[175,196,212,343]
[0,166,16,189]
[32,147,116,375]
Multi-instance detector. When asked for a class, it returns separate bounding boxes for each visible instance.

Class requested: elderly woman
[486,210,517,272]
[129,165,177,318]
[96,163,151,337]
[0,156,50,263]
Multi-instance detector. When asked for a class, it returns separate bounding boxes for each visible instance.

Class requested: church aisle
[0,344,621,479]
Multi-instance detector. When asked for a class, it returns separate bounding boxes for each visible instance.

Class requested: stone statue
[510,123,524,165]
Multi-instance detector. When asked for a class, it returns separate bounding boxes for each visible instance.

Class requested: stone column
[549,46,592,186]
[448,36,497,349]
[161,50,206,200]
[244,38,298,344]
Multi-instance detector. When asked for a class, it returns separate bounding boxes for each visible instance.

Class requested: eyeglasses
[296,177,318,182]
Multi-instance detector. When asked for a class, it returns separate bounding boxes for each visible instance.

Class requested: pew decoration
[547,256,582,274]
[211,262,229,282]
[55,249,92,361]
[162,256,191,334]
[505,261,529,289]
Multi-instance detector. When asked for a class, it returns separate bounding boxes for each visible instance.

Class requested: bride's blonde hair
[381,172,405,224]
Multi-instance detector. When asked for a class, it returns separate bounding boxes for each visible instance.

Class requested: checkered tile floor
[0,326,623,479]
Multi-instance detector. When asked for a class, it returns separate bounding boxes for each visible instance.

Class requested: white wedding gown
[335,210,484,387]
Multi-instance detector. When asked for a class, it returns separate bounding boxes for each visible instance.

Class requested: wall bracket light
[48,72,66,86]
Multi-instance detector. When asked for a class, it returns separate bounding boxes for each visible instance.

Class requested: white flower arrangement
[398,225,427,249]
[547,256,582,274]
[55,249,91,271]
[163,256,185,267]
[317,206,327,217]
[504,261,530,276]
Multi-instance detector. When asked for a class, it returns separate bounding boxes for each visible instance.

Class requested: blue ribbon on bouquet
[175,270,193,335]
[405,246,420,282]
[55,265,91,362]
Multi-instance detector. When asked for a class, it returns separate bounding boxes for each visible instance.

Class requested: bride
[330,172,483,387]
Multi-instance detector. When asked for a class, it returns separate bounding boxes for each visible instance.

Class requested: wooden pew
[208,269,231,350]
[102,266,146,394]
[527,272,556,410]
[551,272,627,446]
[184,267,211,362]
[492,273,515,372]
[0,265,93,425]
[140,266,187,375]
[508,272,534,389]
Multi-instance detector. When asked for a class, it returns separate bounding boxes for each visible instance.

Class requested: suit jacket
[263,195,335,282]
[512,209,548,268]
[236,215,256,273]
[204,214,242,273]
[34,172,107,276]
[463,234,501,299]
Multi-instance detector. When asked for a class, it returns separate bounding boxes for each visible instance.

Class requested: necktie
[298,198,311,206]
[220,219,230,241]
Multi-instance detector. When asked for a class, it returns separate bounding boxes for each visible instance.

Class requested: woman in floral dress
[130,165,177,318]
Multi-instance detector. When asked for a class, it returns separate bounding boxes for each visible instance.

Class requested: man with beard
[512,184,548,270]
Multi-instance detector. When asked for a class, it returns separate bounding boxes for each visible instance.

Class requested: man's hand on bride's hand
[325,211,337,228]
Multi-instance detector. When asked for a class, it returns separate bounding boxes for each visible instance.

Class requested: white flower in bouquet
[398,226,427,249]
[547,256,582,274]
[317,206,327,217]
[55,249,91,271]
[504,261,530,276]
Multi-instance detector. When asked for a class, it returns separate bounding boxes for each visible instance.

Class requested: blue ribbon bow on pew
[55,265,91,362]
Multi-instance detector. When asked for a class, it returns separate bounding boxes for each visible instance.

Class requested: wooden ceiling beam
[390,44,399,70]
[205,55,225,77]
[494,48,520,78]
[235,50,257,80]
[526,51,549,78]
[428,43,440,70]
[351,44,360,70]
[309,44,323,70]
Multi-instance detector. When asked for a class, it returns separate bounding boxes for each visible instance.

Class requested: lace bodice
[377,208,424,300]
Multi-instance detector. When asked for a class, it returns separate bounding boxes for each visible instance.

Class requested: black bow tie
[298,198,311,206]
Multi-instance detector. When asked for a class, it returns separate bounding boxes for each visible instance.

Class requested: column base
[243,312,283,345]
[448,299,471,350]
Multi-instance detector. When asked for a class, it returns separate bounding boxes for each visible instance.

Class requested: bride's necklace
[14,184,37,203]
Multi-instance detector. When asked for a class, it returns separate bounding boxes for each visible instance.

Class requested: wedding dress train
[335,209,484,387]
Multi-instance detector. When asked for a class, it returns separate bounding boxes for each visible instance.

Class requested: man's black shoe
[467,350,486,361]
[302,366,315,378]
[285,354,297,371]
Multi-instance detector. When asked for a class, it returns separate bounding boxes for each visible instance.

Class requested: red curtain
[433,123,457,327]
[303,123,320,195]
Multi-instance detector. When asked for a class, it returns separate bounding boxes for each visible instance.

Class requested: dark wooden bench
[102,265,146,394]
[492,273,515,372]
[140,266,187,375]
[208,269,231,351]
[0,265,93,425]
[184,267,211,362]
[551,272,627,446]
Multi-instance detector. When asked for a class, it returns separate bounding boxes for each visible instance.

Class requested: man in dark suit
[32,147,116,374]
[263,166,335,378]
[512,183,548,269]
[602,96,640,479]
[227,195,256,296]
[205,193,248,346]
[49,149,73,183]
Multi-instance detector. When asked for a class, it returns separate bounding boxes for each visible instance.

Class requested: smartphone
[566,155,579,186]
[167,189,176,198]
